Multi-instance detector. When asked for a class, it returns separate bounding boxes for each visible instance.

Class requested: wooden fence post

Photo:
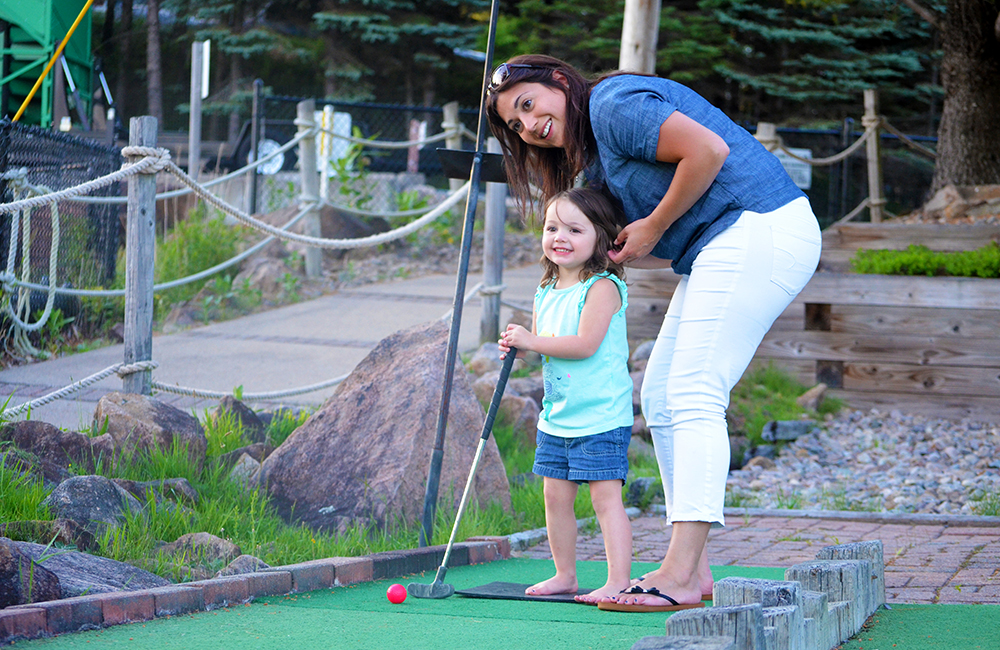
[442,101,463,193]
[481,137,506,344]
[187,41,202,182]
[123,116,157,394]
[864,89,884,223]
[297,99,322,278]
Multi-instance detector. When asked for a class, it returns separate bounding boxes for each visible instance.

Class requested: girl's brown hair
[539,188,626,288]
[486,54,596,220]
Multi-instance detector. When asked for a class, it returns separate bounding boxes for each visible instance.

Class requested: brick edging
[0,537,510,644]
[721,507,1000,527]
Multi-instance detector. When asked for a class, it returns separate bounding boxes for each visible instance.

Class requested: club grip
[481,347,517,440]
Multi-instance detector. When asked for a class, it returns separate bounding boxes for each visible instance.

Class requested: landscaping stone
[42,475,145,536]
[213,396,268,444]
[0,538,61,607]
[93,392,207,470]
[258,319,510,532]
[12,540,170,598]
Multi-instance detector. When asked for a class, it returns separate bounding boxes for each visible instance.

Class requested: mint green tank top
[534,272,634,438]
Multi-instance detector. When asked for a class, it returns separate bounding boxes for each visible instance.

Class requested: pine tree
[704,0,943,126]
[312,0,491,103]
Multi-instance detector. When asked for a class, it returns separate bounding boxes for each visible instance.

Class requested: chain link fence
[0,118,123,295]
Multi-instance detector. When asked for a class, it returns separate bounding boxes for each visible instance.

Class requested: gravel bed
[727,409,1000,515]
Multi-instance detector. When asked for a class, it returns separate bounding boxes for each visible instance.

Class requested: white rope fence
[3,360,160,418]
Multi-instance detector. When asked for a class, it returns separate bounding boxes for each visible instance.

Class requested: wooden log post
[123,116,157,394]
[296,100,322,278]
[187,41,202,182]
[481,137,506,344]
[619,0,661,74]
[863,89,884,223]
[442,101,463,193]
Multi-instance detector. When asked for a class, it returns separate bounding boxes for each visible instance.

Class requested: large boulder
[258,319,511,532]
[0,537,62,607]
[158,532,241,565]
[0,420,111,476]
[42,475,146,535]
[92,392,207,469]
[12,540,170,598]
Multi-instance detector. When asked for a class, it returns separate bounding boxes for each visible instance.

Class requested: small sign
[773,147,812,190]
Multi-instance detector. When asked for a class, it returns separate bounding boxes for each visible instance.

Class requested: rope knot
[116,360,160,377]
[861,114,883,130]
[121,146,171,173]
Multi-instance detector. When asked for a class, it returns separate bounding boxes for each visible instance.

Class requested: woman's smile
[495,81,567,149]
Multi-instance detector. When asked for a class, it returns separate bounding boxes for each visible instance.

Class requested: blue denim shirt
[589,75,805,275]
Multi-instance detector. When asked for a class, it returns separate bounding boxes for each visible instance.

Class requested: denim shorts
[532,425,630,484]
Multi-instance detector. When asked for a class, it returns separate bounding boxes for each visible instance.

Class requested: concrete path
[0,264,542,431]
[520,509,1000,605]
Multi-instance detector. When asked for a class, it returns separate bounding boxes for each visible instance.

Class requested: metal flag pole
[418,0,503,547]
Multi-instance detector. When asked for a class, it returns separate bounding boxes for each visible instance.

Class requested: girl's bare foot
[575,581,631,605]
[525,574,578,596]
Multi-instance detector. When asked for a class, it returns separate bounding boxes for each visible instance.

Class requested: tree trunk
[146,0,163,122]
[931,0,1000,190]
[115,0,133,119]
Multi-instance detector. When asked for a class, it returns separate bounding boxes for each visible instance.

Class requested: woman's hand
[608,218,664,265]
[499,324,531,360]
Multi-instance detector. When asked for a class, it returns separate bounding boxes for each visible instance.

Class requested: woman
[487,54,821,611]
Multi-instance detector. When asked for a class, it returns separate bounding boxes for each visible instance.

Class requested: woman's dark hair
[486,55,597,220]
[539,188,626,288]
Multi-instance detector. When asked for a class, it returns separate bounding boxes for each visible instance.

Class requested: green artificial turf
[17,560,784,650]
[839,603,1000,650]
[22,560,998,650]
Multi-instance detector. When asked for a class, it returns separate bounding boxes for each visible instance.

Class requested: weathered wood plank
[756,331,1000,367]
[800,273,1000,309]
[838,362,1000,397]
[830,305,1000,339]
[824,389,1000,422]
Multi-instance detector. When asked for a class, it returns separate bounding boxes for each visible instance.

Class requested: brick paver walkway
[519,511,1000,605]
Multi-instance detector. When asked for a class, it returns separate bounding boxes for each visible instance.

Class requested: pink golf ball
[387,583,407,604]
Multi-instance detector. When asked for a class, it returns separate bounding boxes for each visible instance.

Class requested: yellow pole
[12,0,95,122]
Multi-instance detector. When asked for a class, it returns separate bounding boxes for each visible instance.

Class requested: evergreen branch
[895,0,943,31]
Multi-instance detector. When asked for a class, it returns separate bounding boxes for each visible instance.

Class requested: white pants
[640,197,821,526]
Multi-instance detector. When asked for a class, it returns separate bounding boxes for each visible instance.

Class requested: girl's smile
[543,199,598,284]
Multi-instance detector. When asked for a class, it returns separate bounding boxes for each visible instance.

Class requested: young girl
[498,187,635,605]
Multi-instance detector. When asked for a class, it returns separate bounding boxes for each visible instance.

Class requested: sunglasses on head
[487,63,547,94]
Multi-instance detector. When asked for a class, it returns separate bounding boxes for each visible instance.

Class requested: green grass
[727,362,843,446]
[0,444,51,522]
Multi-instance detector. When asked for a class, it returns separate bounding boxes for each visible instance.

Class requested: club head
[407,580,455,599]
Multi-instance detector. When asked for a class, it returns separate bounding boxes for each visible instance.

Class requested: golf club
[409,346,518,599]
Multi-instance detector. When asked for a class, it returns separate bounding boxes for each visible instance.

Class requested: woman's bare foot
[574,581,631,605]
[613,567,701,606]
[525,574,578,596]
[631,572,714,599]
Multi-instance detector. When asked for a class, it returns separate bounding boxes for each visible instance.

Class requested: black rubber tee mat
[456,581,594,602]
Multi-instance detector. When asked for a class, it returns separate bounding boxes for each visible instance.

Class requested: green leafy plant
[850,242,1000,278]
[727,363,843,446]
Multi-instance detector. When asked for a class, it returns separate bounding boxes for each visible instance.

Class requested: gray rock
[43,475,145,535]
[217,442,274,469]
[213,396,267,444]
[93,392,207,470]
[497,394,539,446]
[0,537,62,607]
[0,519,97,552]
[467,342,502,377]
[12,539,170,598]
[761,420,817,443]
[508,375,544,407]
[158,532,242,566]
[258,319,511,532]
[0,420,104,475]
[216,554,270,577]
[625,476,662,508]
[631,340,656,366]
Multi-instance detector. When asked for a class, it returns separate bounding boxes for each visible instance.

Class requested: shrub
[850,242,1000,278]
